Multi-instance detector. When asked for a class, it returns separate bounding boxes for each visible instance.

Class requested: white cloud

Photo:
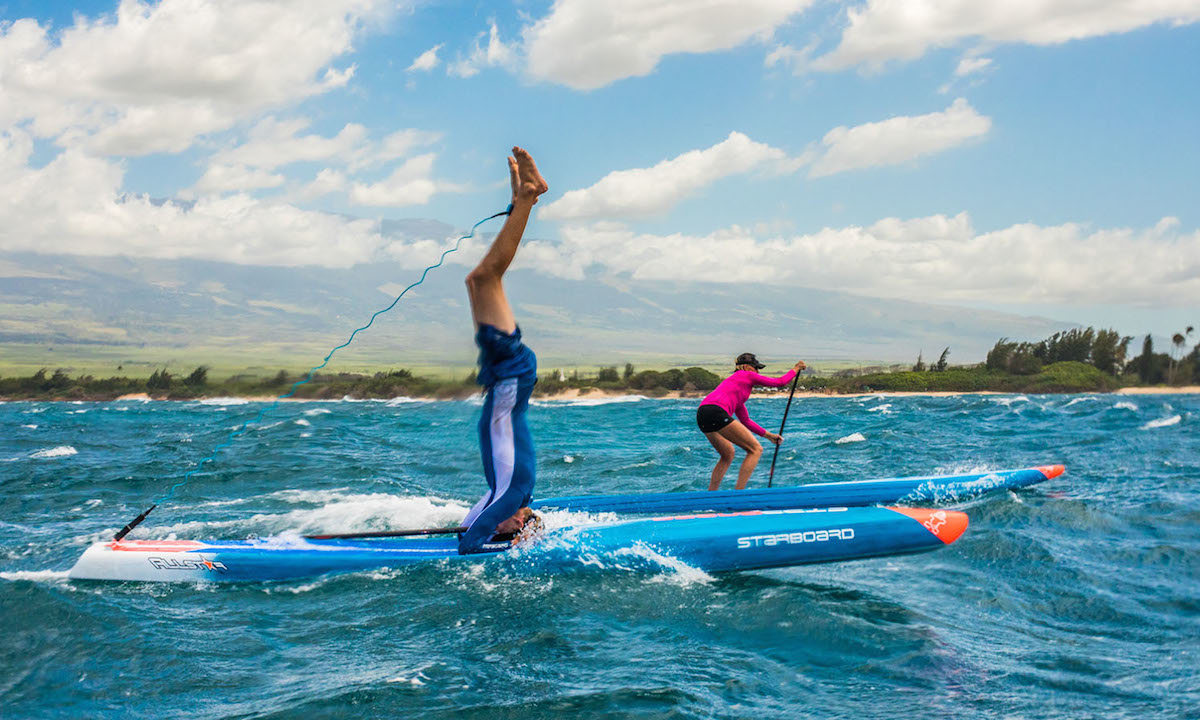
[349,154,459,207]
[522,213,1200,305]
[291,169,350,203]
[192,117,442,195]
[0,0,390,155]
[809,98,991,178]
[523,0,813,90]
[764,41,816,74]
[212,117,368,171]
[954,56,992,76]
[814,0,1200,71]
[0,129,385,268]
[408,44,442,72]
[448,23,518,78]
[541,132,794,221]
[363,129,444,171]
[193,164,287,194]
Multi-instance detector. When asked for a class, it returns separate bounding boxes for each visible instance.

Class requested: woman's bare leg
[465,146,548,332]
[705,432,737,490]
[716,421,764,490]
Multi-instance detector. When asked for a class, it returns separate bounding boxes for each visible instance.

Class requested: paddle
[767,370,801,488]
[305,525,468,540]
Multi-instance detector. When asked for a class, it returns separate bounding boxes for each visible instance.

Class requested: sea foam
[1142,415,1182,430]
[30,446,77,459]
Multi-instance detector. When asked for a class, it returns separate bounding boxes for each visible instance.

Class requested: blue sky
[1,0,1197,343]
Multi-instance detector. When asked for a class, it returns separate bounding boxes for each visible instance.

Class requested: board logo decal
[923,511,947,536]
[147,556,227,572]
[736,528,855,549]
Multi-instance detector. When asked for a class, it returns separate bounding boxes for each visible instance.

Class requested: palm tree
[1169,327,1194,384]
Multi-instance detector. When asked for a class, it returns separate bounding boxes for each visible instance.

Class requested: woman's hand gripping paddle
[767,370,801,488]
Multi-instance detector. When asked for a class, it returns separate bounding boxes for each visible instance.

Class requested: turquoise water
[1,393,1197,719]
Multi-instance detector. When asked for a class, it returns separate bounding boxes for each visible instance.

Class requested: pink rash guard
[700,369,797,436]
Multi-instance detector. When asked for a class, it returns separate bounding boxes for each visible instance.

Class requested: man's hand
[765,432,783,446]
[793,360,807,373]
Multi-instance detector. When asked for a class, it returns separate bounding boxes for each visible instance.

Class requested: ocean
[1,393,1196,719]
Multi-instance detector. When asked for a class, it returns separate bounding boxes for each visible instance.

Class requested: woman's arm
[745,368,798,388]
[734,404,768,436]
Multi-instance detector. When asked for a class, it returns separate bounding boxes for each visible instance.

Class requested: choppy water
[1,393,1197,719]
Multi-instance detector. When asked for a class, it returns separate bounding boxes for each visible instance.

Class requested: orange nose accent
[887,507,969,544]
[1035,464,1065,480]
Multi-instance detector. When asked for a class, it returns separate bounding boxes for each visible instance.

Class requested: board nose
[1036,464,1065,480]
[887,507,969,544]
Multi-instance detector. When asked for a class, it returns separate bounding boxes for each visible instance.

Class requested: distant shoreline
[2,385,1183,403]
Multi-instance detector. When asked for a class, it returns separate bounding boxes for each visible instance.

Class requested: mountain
[0,240,1074,375]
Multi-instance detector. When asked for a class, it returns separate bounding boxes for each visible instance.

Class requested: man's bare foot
[509,146,548,205]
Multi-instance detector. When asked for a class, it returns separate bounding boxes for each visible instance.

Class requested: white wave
[1113,401,1138,411]
[835,432,866,445]
[1142,415,1182,430]
[386,663,436,686]
[384,396,431,406]
[66,409,88,415]
[21,424,37,429]
[263,578,333,595]
[534,394,648,407]
[618,543,714,586]
[993,395,1030,407]
[899,472,1005,505]
[134,492,475,541]
[1063,397,1098,408]
[563,455,575,463]
[1,569,71,583]
[303,408,332,416]
[30,446,77,459]
[931,462,994,477]
[198,397,249,406]
[294,418,311,426]
[300,432,312,438]
[232,421,283,432]
[866,403,893,414]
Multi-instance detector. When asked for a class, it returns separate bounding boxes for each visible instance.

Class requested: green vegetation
[1,326,1195,401]
[0,365,727,401]
[814,361,1118,394]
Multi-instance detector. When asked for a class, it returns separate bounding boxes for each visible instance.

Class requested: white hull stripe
[464,378,519,526]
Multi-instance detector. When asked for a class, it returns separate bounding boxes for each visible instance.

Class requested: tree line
[983,326,1197,384]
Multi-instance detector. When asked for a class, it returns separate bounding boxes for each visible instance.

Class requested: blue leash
[112,205,513,541]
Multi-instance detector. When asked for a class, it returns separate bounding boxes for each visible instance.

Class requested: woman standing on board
[697,353,806,490]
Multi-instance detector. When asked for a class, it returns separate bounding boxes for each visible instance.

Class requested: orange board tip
[887,507,969,545]
[1036,464,1065,480]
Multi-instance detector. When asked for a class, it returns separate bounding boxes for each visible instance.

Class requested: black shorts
[696,404,734,434]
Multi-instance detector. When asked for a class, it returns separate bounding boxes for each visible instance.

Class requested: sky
[1,0,1198,343]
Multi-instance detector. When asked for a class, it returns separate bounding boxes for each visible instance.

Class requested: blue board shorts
[458,324,538,554]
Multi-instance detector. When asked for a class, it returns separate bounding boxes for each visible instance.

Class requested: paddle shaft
[767,372,801,488]
[304,525,468,540]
